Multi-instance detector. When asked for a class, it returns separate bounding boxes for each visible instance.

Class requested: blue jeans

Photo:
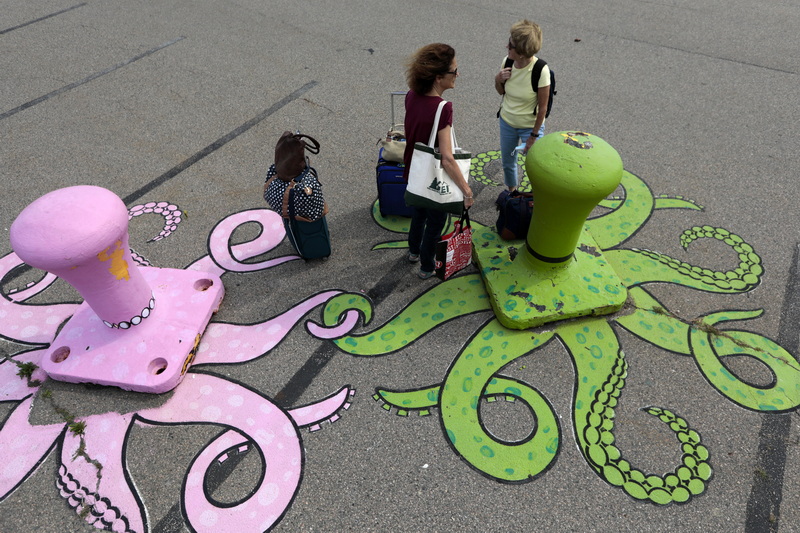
[499,116,545,188]
[408,206,448,273]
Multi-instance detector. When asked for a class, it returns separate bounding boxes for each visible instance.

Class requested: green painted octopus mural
[314,150,799,505]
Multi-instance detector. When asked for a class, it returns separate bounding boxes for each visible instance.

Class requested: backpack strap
[497,57,514,118]
[499,57,547,117]
[531,58,546,116]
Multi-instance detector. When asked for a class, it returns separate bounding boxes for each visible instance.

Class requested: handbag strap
[281,167,328,222]
[426,100,448,147]
[459,208,471,230]
[281,180,296,219]
[295,134,320,154]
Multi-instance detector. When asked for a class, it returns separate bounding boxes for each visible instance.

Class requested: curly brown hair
[405,43,456,95]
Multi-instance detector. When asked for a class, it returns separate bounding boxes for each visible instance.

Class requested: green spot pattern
[342,153,799,506]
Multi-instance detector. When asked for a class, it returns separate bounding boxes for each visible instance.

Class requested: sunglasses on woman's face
[446,68,459,76]
[507,40,516,49]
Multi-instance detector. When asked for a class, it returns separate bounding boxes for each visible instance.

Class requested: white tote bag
[404,100,472,215]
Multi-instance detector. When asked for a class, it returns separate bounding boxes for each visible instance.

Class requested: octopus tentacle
[0,396,65,501]
[469,150,503,187]
[599,195,702,212]
[59,413,141,532]
[128,201,184,242]
[615,288,799,412]
[0,348,48,401]
[690,312,800,412]
[587,171,655,250]
[439,319,559,482]
[653,195,703,211]
[371,201,412,235]
[187,208,300,275]
[374,385,441,417]
[0,252,78,345]
[138,372,302,533]
[615,287,694,356]
[5,270,59,303]
[288,385,355,431]
[559,319,711,504]
[606,226,762,293]
[194,290,345,366]
[320,275,491,356]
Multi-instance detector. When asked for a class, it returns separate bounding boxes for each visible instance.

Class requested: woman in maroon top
[403,43,474,279]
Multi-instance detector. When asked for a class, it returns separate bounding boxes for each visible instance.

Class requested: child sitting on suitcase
[263,131,331,259]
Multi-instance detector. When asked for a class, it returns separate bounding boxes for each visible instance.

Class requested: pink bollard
[9,185,225,393]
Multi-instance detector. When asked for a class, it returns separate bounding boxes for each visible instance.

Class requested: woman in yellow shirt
[495,20,551,191]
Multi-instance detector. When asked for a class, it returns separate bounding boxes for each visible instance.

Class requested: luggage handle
[390,91,407,131]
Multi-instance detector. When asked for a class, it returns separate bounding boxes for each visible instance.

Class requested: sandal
[408,252,420,263]
[418,269,435,280]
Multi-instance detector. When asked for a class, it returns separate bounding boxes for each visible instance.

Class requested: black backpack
[495,189,534,241]
[502,57,556,118]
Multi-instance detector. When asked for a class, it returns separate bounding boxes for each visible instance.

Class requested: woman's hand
[464,194,474,209]
[495,67,512,94]
[497,67,512,83]
[521,135,537,155]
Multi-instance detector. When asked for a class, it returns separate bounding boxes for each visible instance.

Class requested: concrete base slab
[40,267,224,393]
[473,225,627,330]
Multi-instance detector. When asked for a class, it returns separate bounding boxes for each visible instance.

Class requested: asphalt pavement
[1,1,798,532]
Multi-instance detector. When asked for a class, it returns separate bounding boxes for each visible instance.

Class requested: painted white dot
[201,406,222,421]
[254,429,275,445]
[266,324,284,336]
[198,510,218,527]
[228,395,244,407]
[112,362,130,380]
[257,483,280,506]
[200,385,213,396]
[18,325,39,339]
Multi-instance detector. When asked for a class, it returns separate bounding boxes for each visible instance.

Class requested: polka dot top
[264,164,326,221]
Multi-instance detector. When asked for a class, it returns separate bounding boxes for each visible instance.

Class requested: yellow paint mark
[182,334,202,375]
[97,240,130,280]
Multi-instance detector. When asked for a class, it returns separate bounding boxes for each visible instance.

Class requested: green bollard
[473,131,628,330]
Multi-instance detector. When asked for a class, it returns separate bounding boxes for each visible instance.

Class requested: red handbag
[434,209,473,280]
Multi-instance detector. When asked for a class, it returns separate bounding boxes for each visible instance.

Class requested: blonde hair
[510,19,542,58]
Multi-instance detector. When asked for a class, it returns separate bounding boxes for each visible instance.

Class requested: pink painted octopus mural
[0,204,361,532]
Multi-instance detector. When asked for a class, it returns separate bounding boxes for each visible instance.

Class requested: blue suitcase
[376,91,414,218]
[376,150,414,218]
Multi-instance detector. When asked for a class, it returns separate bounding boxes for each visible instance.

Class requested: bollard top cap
[525,131,623,199]
[10,185,130,271]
